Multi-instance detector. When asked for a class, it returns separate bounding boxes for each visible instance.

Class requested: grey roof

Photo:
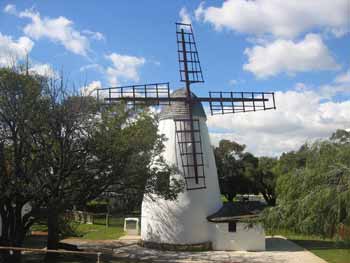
[159,88,206,120]
[207,201,267,223]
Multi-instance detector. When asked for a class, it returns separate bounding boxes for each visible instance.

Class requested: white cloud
[6,6,104,56]
[3,4,17,15]
[208,88,350,156]
[105,53,145,86]
[0,32,34,66]
[81,80,102,96]
[195,0,350,38]
[319,84,350,98]
[179,7,192,25]
[82,30,105,41]
[29,63,57,78]
[319,69,350,97]
[79,63,103,72]
[16,9,89,56]
[229,79,237,86]
[243,34,339,78]
[294,82,307,91]
[335,69,350,84]
[3,4,105,56]
[228,79,245,86]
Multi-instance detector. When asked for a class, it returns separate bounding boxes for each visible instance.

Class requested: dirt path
[61,235,327,263]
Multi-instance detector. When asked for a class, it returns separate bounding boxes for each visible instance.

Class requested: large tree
[264,130,350,237]
[0,68,182,262]
[0,68,45,262]
[255,157,278,206]
[214,140,258,202]
[36,78,182,251]
[214,139,279,205]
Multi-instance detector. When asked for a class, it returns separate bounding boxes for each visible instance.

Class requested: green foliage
[214,140,257,201]
[254,157,278,206]
[0,68,46,250]
[0,67,183,253]
[85,200,109,213]
[264,130,350,238]
[214,139,278,205]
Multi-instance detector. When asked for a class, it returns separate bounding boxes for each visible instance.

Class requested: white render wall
[141,118,222,244]
[212,222,266,251]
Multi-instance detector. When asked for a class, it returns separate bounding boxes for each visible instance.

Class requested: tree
[264,130,350,237]
[255,157,278,206]
[214,139,279,205]
[0,67,182,262]
[0,68,45,262]
[214,140,258,202]
[35,79,182,251]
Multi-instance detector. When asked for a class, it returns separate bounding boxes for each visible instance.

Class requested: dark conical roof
[159,88,206,120]
[207,201,267,223]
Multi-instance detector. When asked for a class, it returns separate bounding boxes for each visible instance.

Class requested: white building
[141,88,266,251]
[207,201,266,251]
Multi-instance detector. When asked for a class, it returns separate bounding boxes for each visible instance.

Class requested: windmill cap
[159,88,206,120]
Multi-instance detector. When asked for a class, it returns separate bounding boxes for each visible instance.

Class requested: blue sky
[1,0,350,156]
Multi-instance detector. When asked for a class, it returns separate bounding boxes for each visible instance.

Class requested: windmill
[98,23,275,191]
[97,23,276,247]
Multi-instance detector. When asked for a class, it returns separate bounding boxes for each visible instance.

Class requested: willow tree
[264,130,350,237]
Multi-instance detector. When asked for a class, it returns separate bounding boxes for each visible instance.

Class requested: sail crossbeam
[175,119,206,190]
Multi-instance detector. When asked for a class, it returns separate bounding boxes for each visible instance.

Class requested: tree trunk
[47,208,60,250]
[226,193,235,203]
[0,204,25,263]
[45,208,61,262]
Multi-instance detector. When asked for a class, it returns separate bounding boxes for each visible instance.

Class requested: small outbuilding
[207,201,266,251]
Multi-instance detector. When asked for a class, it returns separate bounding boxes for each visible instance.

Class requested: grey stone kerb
[159,88,207,120]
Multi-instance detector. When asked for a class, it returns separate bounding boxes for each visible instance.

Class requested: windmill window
[228,222,236,232]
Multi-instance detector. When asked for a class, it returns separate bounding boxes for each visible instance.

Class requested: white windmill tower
[97,23,276,249]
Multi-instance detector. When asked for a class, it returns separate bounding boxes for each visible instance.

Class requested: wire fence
[67,210,110,227]
[0,246,102,263]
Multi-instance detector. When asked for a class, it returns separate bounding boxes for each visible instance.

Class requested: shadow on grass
[21,234,131,263]
[266,236,350,252]
[291,239,350,250]
[266,237,304,252]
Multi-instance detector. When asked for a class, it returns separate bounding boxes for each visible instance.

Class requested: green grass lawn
[74,217,125,240]
[31,216,126,240]
[271,230,350,263]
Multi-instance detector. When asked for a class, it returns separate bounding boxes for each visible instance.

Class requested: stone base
[140,240,212,251]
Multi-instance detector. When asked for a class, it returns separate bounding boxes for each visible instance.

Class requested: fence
[68,211,109,227]
[338,224,350,240]
[0,246,102,263]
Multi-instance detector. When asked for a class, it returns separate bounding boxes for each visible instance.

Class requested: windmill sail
[207,91,276,115]
[176,23,204,84]
[97,82,171,107]
[175,118,206,190]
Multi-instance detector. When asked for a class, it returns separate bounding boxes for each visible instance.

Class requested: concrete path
[62,236,327,263]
